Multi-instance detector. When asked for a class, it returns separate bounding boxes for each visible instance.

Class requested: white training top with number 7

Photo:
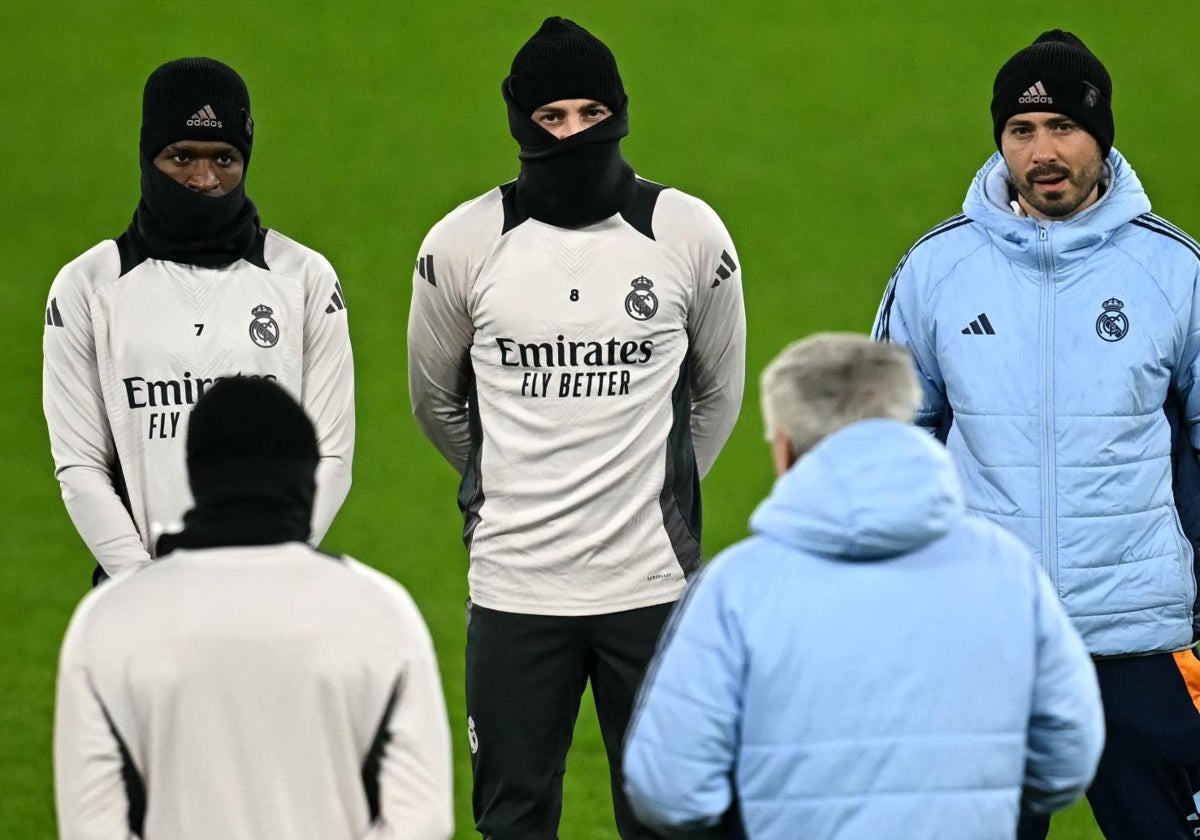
[43,229,355,577]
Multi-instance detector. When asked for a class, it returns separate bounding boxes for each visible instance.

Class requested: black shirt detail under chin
[116,226,267,276]
[122,155,265,270]
[499,177,667,238]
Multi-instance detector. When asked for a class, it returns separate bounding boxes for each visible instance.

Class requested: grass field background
[4,1,1200,837]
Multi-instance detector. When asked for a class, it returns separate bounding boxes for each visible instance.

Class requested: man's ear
[771,430,796,476]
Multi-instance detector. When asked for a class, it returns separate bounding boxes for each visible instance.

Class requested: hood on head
[750,420,963,561]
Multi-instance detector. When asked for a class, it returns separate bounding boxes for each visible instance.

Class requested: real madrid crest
[1096,297,1128,342]
[625,276,658,321]
[249,303,280,348]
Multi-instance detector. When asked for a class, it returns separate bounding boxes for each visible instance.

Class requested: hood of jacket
[750,420,964,561]
[962,147,1151,271]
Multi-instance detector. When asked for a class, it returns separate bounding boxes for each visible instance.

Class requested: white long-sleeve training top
[408,179,746,615]
[43,229,355,577]
[54,544,454,840]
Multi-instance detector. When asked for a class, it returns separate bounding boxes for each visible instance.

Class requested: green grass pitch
[4,1,1199,837]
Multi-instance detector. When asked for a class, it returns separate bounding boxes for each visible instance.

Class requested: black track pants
[464,601,674,840]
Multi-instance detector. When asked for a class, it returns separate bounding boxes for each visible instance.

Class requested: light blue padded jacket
[874,149,1200,656]
[623,420,1103,840]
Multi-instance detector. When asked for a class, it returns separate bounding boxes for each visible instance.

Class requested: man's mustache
[1026,164,1072,184]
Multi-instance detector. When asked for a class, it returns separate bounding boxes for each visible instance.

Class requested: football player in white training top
[55,377,450,840]
[43,57,354,584]
[408,17,745,840]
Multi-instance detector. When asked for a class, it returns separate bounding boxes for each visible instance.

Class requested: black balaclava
[156,377,318,555]
[503,17,636,228]
[127,57,261,268]
[991,30,1114,157]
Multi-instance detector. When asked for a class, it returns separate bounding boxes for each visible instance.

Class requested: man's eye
[217,155,234,165]
[172,154,191,163]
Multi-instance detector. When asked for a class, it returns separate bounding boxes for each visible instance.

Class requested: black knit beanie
[154,376,317,555]
[991,30,1113,157]
[141,57,255,162]
[506,17,625,114]
[186,376,318,505]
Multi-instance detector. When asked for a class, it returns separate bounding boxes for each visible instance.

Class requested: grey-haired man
[625,334,1103,839]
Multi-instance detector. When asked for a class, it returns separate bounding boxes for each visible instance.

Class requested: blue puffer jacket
[623,420,1103,840]
[874,149,1200,656]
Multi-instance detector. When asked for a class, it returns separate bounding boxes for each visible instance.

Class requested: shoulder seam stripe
[1138,214,1200,256]
[875,215,972,341]
[916,214,971,247]
[1131,218,1200,262]
[1139,213,1198,241]
[1145,213,1200,247]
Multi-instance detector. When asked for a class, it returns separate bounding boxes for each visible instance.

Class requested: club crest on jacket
[1096,298,1128,342]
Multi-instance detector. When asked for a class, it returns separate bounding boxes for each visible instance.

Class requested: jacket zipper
[1038,226,1059,593]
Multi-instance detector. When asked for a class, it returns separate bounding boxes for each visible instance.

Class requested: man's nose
[1030,129,1059,163]
[556,115,585,139]
[187,161,221,193]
